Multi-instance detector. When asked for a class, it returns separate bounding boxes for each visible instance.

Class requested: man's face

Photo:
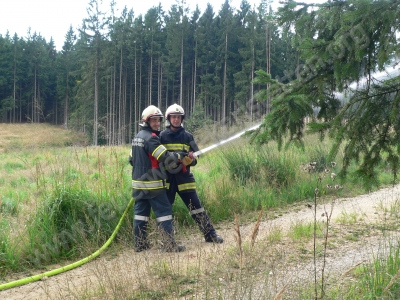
[149,117,161,130]
[170,114,182,127]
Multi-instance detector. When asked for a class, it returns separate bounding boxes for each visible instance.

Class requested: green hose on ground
[0,197,135,292]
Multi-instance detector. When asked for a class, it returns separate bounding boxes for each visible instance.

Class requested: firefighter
[129,105,186,252]
[160,104,224,243]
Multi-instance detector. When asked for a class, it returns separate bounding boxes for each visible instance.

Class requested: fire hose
[0,197,135,292]
[0,122,261,292]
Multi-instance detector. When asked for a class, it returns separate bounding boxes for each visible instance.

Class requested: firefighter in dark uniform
[160,104,224,243]
[129,105,186,252]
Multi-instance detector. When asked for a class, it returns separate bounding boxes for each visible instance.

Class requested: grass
[1,123,400,299]
[335,211,361,225]
[324,239,400,299]
[288,221,324,241]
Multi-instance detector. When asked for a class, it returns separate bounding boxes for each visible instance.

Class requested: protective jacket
[160,126,198,193]
[129,126,179,199]
[160,125,222,242]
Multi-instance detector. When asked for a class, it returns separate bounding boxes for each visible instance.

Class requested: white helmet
[165,104,185,127]
[166,103,184,120]
[140,105,163,126]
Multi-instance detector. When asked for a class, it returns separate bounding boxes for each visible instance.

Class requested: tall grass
[27,147,132,265]
[0,125,132,274]
[184,135,344,224]
[325,239,400,299]
[1,123,400,299]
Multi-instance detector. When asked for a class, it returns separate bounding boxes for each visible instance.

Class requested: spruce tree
[253,0,400,189]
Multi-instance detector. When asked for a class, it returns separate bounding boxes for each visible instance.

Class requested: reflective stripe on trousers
[134,215,150,221]
[157,215,173,222]
[190,207,205,215]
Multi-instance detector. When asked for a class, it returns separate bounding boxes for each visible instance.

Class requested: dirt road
[1,184,400,299]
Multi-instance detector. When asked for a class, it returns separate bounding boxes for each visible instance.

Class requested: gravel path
[1,184,400,299]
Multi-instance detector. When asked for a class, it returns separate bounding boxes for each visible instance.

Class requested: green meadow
[1,123,400,299]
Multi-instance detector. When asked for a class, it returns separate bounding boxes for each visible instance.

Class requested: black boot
[134,225,151,252]
[160,230,185,252]
[205,233,224,244]
[134,239,151,252]
[164,241,186,252]
[191,211,223,243]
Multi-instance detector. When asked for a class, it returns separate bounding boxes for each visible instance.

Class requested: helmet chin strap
[170,123,181,129]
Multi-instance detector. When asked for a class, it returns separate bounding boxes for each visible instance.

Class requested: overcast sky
[0,0,267,50]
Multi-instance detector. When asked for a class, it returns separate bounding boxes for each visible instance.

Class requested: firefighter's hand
[188,151,195,159]
[182,156,193,166]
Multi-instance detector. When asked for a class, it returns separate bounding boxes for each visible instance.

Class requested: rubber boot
[205,233,224,243]
[134,238,151,252]
[192,211,224,243]
[160,229,185,252]
[134,221,151,252]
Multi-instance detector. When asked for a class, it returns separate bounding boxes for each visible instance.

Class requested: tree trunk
[266,19,271,114]
[93,59,99,146]
[222,32,228,124]
[180,33,184,106]
[64,71,69,128]
[118,47,123,145]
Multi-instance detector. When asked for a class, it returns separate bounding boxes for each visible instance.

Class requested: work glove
[182,152,195,166]
[182,156,193,166]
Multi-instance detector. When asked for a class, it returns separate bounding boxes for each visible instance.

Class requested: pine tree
[196,4,218,120]
[143,5,164,108]
[234,1,258,121]
[253,0,400,189]
[0,33,13,122]
[78,0,109,145]
[187,6,201,116]
[57,26,77,129]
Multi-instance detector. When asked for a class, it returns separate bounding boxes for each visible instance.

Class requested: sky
[0,0,266,51]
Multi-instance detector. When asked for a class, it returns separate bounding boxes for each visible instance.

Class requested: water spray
[192,123,262,157]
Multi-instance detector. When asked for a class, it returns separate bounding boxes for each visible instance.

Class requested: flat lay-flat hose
[0,197,135,292]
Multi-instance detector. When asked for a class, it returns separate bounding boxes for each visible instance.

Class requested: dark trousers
[133,192,173,243]
[167,179,216,238]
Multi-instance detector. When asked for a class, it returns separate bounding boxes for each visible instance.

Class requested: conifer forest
[0,0,398,150]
